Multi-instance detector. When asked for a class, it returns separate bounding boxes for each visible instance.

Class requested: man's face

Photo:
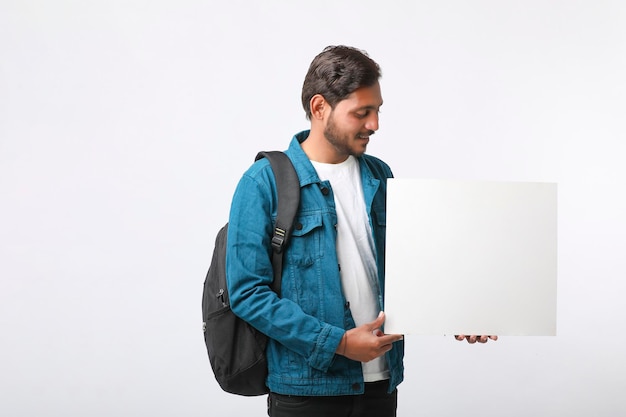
[323,81,383,158]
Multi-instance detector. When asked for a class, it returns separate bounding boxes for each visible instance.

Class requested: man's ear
[310,94,327,120]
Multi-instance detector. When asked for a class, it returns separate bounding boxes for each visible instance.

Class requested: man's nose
[365,113,379,132]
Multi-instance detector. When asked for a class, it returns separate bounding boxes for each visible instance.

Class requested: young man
[225,45,495,417]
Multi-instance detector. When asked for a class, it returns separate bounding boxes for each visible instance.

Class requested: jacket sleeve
[225,164,344,372]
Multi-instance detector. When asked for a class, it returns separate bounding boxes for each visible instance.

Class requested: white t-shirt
[311,156,390,382]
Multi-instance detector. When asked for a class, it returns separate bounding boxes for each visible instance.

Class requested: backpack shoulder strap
[255,151,300,296]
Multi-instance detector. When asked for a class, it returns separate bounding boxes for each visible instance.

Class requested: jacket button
[321,187,330,196]
[351,383,360,390]
[295,222,303,230]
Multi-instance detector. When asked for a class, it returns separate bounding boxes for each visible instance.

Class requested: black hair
[301,45,381,120]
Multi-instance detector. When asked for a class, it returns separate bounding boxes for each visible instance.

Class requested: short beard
[323,111,366,157]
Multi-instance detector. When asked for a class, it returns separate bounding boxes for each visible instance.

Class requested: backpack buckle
[271,227,286,253]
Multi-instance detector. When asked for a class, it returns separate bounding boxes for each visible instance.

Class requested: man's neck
[300,129,349,164]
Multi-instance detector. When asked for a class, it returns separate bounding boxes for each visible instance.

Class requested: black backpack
[202,151,300,396]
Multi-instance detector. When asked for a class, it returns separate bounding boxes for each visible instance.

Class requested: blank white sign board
[384,179,557,336]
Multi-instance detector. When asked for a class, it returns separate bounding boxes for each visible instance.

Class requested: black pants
[268,380,397,417]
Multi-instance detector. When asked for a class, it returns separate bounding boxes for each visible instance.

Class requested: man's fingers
[374,336,402,358]
[456,335,478,343]
[454,334,499,343]
[375,332,403,346]
[454,335,482,343]
[366,311,385,331]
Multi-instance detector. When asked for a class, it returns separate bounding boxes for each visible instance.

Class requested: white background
[1,1,624,416]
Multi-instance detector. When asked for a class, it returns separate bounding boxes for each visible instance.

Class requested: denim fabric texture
[226,130,404,396]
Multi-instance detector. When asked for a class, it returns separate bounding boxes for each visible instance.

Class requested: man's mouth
[357,131,375,140]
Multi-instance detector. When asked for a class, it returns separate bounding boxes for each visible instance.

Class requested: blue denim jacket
[226,130,404,396]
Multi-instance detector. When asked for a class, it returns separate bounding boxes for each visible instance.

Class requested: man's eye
[355,111,368,118]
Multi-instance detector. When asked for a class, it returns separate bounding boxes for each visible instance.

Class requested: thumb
[366,311,385,331]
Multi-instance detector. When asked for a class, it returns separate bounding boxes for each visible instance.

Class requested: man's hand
[455,334,498,344]
[336,312,403,362]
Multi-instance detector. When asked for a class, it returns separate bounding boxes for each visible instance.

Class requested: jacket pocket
[286,212,324,266]
[373,206,386,228]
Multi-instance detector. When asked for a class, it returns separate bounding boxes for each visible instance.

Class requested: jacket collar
[285,130,322,187]
[286,130,377,188]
